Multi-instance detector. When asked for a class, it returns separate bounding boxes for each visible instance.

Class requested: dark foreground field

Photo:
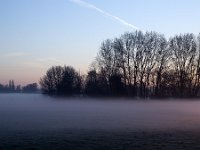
[1,129,200,150]
[1,94,200,149]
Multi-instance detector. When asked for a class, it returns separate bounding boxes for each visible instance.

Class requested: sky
[1,0,200,85]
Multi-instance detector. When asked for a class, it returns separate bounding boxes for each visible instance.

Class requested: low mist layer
[1,94,200,132]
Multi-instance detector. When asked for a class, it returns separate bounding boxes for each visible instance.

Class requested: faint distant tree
[16,85,22,93]
[0,84,4,93]
[0,83,10,93]
[8,80,11,91]
[22,83,38,93]
[9,80,15,92]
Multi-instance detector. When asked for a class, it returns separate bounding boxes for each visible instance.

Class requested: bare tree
[40,66,63,94]
[40,66,81,95]
[153,34,169,97]
[169,34,197,97]
[192,33,200,96]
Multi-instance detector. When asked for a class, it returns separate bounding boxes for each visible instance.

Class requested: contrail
[69,0,139,30]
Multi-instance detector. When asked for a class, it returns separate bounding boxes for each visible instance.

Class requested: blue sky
[0,0,200,85]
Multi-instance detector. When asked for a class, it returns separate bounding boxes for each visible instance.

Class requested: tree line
[0,80,39,93]
[93,31,200,98]
[8,30,198,98]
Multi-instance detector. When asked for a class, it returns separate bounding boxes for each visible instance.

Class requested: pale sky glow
[3,52,26,57]
[1,0,200,85]
[69,0,139,30]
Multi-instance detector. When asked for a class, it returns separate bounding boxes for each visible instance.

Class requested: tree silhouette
[60,66,81,95]
[85,70,99,95]
[12,30,200,98]
[22,83,38,93]
[93,31,200,98]
[40,66,81,95]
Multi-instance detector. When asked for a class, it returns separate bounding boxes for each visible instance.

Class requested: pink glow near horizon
[0,65,88,86]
